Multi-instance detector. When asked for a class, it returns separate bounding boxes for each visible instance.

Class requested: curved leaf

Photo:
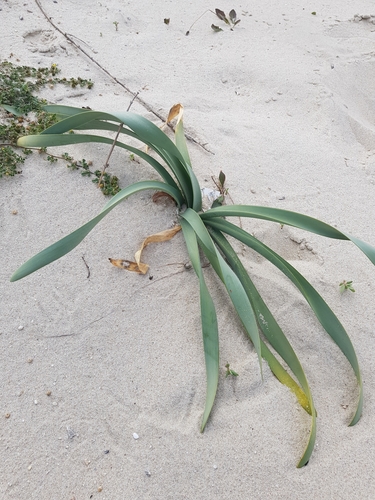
[181,219,219,431]
[201,205,375,266]
[10,181,182,282]
[205,217,362,426]
[34,106,199,210]
[17,133,182,199]
[208,227,316,466]
[181,209,262,375]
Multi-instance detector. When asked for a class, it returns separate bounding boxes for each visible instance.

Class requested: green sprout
[225,363,238,377]
[186,8,240,35]
[212,8,241,32]
[9,104,375,468]
[113,21,119,31]
[339,280,355,293]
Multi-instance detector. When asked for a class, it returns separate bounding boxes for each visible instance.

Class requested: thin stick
[96,122,123,189]
[81,255,91,278]
[185,9,215,35]
[34,0,213,154]
[126,91,139,112]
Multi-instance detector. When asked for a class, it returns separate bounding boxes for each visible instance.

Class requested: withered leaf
[109,226,182,275]
[164,18,170,25]
[152,191,177,205]
[166,103,184,124]
[211,24,223,32]
[108,258,141,273]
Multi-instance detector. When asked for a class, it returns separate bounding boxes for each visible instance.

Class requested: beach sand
[2,1,375,498]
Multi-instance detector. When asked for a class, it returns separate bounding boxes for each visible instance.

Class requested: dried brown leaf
[152,191,177,205]
[108,258,142,273]
[109,226,182,275]
[166,103,184,124]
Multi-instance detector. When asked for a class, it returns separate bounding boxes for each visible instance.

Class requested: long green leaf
[180,219,219,431]
[209,227,316,467]
[18,132,182,199]
[36,107,199,210]
[44,104,90,117]
[201,205,375,266]
[205,217,363,426]
[181,209,263,375]
[10,181,181,282]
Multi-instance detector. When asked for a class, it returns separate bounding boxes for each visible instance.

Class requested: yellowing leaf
[166,103,184,125]
[108,258,141,272]
[109,225,182,275]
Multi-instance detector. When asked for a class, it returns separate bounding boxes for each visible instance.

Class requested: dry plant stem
[81,255,90,278]
[186,9,215,35]
[211,175,243,230]
[34,0,213,154]
[96,122,123,189]
[96,92,138,188]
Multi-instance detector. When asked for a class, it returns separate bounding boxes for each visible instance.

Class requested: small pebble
[145,470,151,477]
[19,15,24,20]
[34,400,38,405]
[5,413,10,419]
[98,486,103,492]
[27,465,32,471]
[52,402,58,406]
[133,432,139,440]
[213,465,218,470]
[18,326,24,331]
[27,358,33,364]
[46,391,52,396]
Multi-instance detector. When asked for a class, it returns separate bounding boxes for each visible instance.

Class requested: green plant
[113,21,119,31]
[186,8,240,35]
[0,61,94,181]
[225,363,238,377]
[0,146,26,177]
[339,280,355,293]
[10,104,375,467]
[211,8,240,32]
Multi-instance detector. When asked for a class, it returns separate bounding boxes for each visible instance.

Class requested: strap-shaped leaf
[37,106,201,211]
[205,217,363,426]
[181,209,262,375]
[10,181,182,282]
[18,132,182,198]
[201,205,375,266]
[181,219,219,431]
[209,226,316,467]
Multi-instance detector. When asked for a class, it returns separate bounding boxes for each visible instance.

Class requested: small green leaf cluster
[339,280,355,293]
[92,170,121,196]
[212,8,241,32]
[225,363,238,377]
[0,61,93,113]
[0,61,100,186]
[0,146,25,177]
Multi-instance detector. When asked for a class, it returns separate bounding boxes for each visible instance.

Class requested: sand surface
[2,1,375,498]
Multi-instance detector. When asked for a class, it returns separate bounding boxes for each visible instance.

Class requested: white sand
[2,1,375,498]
